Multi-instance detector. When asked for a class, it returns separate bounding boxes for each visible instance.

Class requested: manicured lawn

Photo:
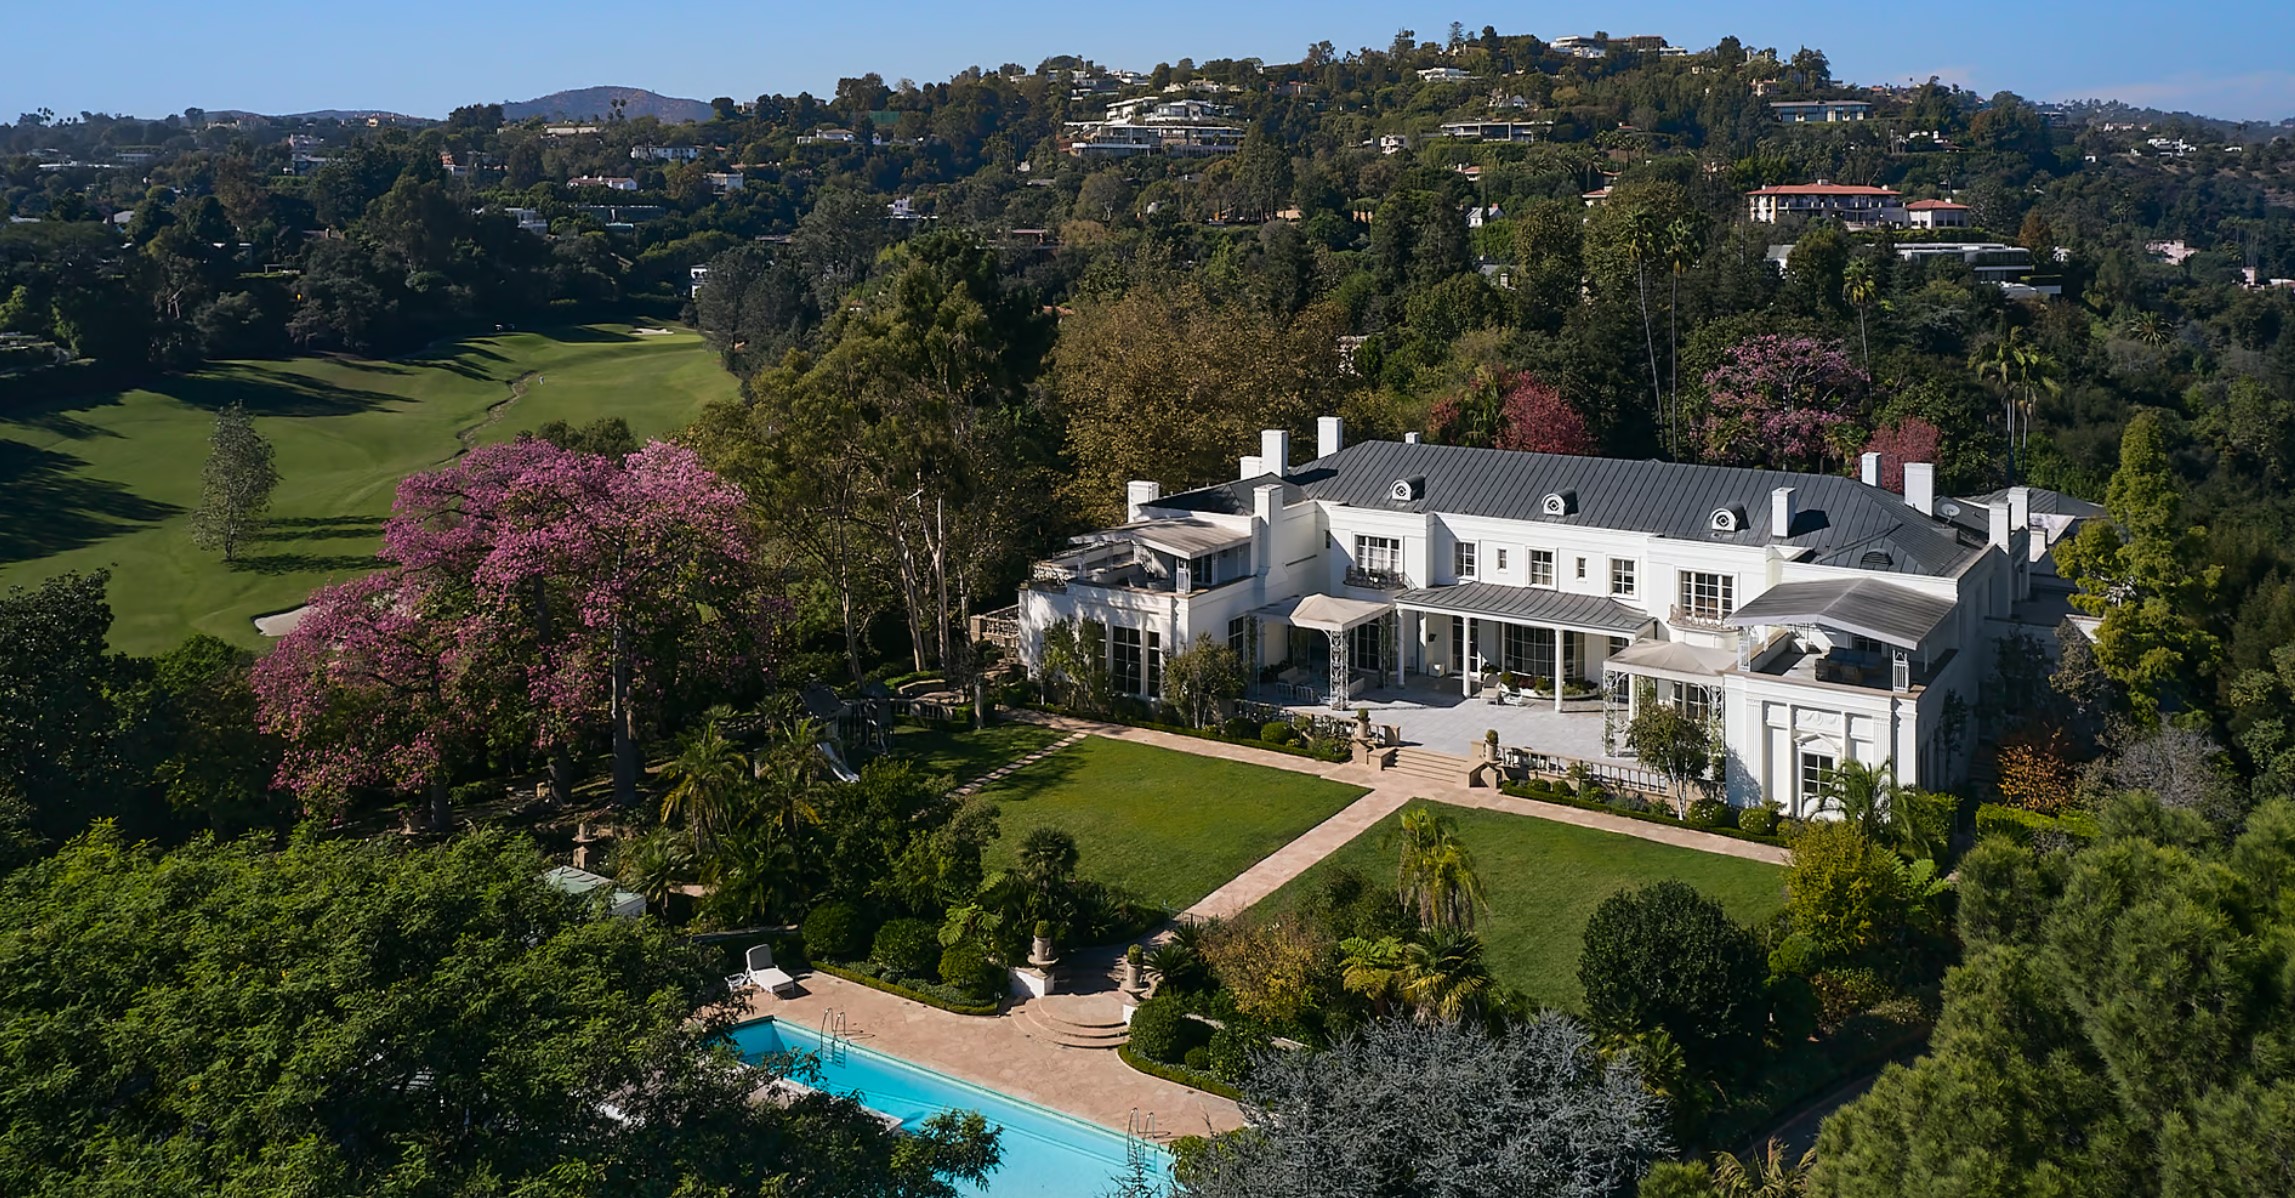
[881,722,1065,785]
[1256,800,1788,1013]
[977,736,1368,912]
[0,323,737,654]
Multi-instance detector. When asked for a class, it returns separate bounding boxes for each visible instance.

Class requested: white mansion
[1013,420,2077,815]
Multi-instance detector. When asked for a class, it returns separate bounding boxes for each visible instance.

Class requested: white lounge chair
[728,944,799,998]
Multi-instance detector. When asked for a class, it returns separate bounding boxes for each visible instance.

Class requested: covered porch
[1393,582,1656,713]
[1598,639,1736,757]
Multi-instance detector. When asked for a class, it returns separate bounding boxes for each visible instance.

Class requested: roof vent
[1389,476,1427,502]
[1541,490,1578,517]
[1859,550,1895,569]
[1708,504,1748,533]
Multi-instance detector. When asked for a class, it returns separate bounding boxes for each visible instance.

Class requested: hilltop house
[1772,100,1873,123]
[1011,423,2068,814]
[1905,198,1972,229]
[1746,182,1903,226]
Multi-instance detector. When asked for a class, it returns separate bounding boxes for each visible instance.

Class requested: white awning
[1254,593,1391,632]
[1603,639,1736,685]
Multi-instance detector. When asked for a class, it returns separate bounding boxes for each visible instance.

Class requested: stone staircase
[1384,746,1475,789]
[1011,992,1131,1050]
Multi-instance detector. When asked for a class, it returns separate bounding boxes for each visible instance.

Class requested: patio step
[1011,994,1131,1050]
[1385,747,1474,788]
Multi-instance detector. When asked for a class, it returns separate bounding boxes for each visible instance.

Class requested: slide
[815,741,860,784]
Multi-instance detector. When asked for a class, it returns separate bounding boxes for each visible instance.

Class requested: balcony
[1668,603,1737,632]
[1345,566,1410,590]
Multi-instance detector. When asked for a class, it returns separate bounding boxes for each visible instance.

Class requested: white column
[1463,617,1476,696]
[1553,626,1567,713]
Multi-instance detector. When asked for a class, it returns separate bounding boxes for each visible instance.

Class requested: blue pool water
[729,1018,1169,1198]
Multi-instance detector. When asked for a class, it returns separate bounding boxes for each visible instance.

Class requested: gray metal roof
[1082,518,1249,558]
[1722,578,1956,650]
[1966,486,2105,519]
[1157,441,1986,578]
[1392,582,1655,635]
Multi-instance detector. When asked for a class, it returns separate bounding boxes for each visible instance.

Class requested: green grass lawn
[977,736,1368,912]
[880,722,1065,786]
[1256,800,1788,1013]
[0,323,737,654]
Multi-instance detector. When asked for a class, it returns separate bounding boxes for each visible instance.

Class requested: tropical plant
[1817,759,1898,841]
[615,823,695,912]
[657,712,752,858]
[1391,807,1488,931]
[1397,925,1495,1023]
[1338,934,1412,1018]
[1969,325,2061,477]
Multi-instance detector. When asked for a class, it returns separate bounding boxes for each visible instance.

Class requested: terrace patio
[1250,675,1624,764]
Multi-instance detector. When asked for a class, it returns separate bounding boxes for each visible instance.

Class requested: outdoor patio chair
[730,944,798,998]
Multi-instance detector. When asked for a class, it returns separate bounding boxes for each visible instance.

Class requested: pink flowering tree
[1860,416,1943,493]
[251,572,484,830]
[1698,335,1866,472]
[256,439,778,821]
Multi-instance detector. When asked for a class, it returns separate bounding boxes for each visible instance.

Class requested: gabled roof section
[1723,578,1956,650]
[1150,474,1299,517]
[1083,518,1249,558]
[1271,440,1984,577]
[1392,582,1655,636]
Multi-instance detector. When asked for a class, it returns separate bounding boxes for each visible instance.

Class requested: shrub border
[1021,703,1350,763]
[807,961,1002,1017]
[1497,782,1789,848]
[1118,1043,1244,1102]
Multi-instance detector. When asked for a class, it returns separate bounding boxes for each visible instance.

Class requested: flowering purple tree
[256,440,777,821]
[1698,335,1866,472]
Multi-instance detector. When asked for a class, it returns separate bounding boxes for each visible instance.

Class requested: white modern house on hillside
[1012,422,2080,814]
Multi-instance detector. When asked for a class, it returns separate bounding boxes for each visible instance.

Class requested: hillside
[0,323,739,653]
[501,86,712,123]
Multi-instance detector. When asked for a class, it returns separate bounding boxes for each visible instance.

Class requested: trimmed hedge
[807,960,1002,1017]
[1975,803,2099,845]
[1022,704,1349,763]
[1117,1043,1244,1102]
[1499,781,1789,848]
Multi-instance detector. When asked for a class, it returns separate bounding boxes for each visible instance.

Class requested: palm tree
[657,715,751,858]
[615,824,695,912]
[1818,758,1898,841]
[1710,1137,1818,1196]
[750,717,828,845]
[1971,326,2062,480]
[1661,217,1705,456]
[1842,256,1878,373]
[1397,925,1493,1023]
[1392,808,1489,931]
[1338,934,1412,1018]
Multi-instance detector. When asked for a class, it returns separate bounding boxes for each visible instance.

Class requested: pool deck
[732,972,1245,1140]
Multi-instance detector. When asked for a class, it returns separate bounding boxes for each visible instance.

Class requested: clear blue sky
[9,1,2293,124]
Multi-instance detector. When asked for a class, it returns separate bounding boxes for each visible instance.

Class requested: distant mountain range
[499,87,713,124]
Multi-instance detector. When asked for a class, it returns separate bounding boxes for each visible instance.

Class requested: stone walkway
[949,731,1086,798]
[1006,711,1789,873]
[731,970,1244,1139]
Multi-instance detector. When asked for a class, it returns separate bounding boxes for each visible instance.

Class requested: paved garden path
[1004,712,1788,919]
[730,970,1244,1138]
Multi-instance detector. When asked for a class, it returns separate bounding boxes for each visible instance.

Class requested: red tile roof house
[1745,182,1903,226]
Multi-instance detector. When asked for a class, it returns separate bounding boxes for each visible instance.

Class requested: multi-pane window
[1609,558,1638,597]
[1678,571,1735,620]
[1575,556,1588,580]
[1354,534,1402,574]
[1453,540,1478,579]
[1449,615,1467,673]
[1800,751,1837,806]
[1227,616,1249,657]
[1145,630,1163,696]
[1350,621,1383,673]
[1112,626,1144,695]
[1495,548,1509,572]
[1527,549,1556,588]
[1503,625,1567,676]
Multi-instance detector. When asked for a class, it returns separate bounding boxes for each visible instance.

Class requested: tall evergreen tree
[188,401,279,562]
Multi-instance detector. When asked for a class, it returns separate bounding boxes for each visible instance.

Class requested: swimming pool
[730,1018,1170,1198]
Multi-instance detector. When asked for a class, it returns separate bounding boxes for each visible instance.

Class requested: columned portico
[1392,582,1655,706]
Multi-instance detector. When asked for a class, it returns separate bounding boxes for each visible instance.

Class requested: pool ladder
[817,1008,850,1065]
[1125,1108,1160,1189]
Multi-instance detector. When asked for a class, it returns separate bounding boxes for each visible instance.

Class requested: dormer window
[1709,504,1748,533]
[1389,476,1427,502]
[1541,490,1578,517]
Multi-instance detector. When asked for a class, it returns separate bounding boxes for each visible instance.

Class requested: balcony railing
[1668,603,1736,631]
[1345,566,1409,590]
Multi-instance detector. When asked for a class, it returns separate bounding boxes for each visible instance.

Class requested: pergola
[1253,593,1394,706]
[1599,639,1736,755]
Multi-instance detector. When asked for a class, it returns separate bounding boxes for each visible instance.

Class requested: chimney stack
[1404,431,1422,444]
[1987,499,2013,552]
[1770,486,1797,539]
[1260,429,1291,475]
[2008,485,2031,535]
[1125,480,1163,522]
[1238,455,1263,480]
[1317,415,1345,459]
[1860,451,1882,487]
[1903,463,1936,517]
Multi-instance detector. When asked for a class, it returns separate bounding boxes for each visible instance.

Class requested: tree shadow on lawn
[0,441,180,565]
[226,550,380,576]
[163,365,407,419]
[0,408,122,441]
[248,515,386,543]
[964,750,1090,806]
